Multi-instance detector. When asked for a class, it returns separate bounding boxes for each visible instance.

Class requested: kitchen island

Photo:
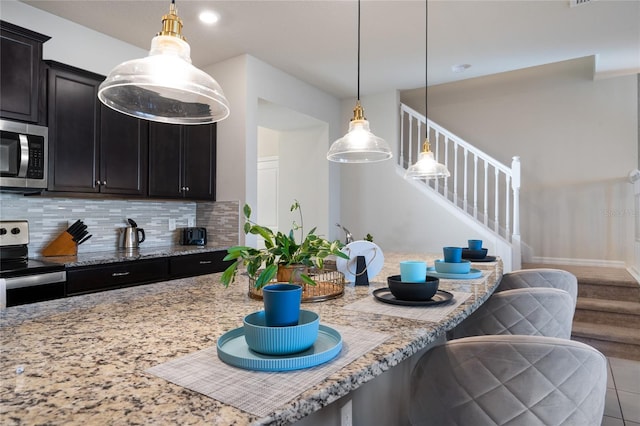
[1,253,502,425]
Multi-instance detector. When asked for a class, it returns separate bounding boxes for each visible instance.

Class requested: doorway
[257,99,330,246]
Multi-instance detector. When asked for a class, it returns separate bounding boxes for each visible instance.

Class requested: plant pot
[262,283,303,327]
[277,264,308,283]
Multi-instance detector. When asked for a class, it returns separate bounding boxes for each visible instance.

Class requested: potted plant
[221,200,349,289]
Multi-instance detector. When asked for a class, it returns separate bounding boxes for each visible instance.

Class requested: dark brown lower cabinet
[66,258,169,296]
[169,251,232,279]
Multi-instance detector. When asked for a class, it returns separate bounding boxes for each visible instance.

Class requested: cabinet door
[100,105,149,195]
[0,21,49,123]
[169,250,231,279]
[47,63,102,192]
[66,258,168,296]
[148,122,183,198]
[183,123,216,200]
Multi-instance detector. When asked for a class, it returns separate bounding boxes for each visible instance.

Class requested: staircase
[398,104,521,272]
[524,263,640,360]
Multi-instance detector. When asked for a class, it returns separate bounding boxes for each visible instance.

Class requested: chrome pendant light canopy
[405,0,449,179]
[98,0,230,125]
[327,0,392,163]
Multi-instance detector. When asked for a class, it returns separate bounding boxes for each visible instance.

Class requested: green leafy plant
[221,200,349,289]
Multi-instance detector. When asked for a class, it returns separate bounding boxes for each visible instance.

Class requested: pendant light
[98,0,230,125]
[327,0,393,163]
[404,0,450,179]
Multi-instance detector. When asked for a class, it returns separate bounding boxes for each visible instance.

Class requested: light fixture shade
[404,150,450,179]
[98,35,230,125]
[327,119,393,163]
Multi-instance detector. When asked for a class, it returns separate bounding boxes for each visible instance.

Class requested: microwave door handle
[17,134,29,177]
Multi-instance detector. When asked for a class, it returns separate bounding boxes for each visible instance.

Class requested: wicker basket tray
[248,261,345,303]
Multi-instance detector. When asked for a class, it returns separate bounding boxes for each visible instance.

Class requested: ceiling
[21,0,640,99]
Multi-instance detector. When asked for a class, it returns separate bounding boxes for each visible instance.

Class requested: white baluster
[473,155,478,219]
[511,156,521,238]
[483,161,489,226]
[463,148,468,213]
[408,115,413,167]
[494,168,500,234]
[505,174,511,239]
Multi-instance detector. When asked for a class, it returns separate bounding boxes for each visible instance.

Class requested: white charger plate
[335,240,384,283]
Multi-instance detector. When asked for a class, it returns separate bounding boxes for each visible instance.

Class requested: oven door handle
[4,271,67,290]
[17,134,29,178]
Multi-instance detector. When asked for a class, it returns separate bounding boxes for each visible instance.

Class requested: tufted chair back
[409,335,607,426]
[452,287,575,339]
[496,269,578,308]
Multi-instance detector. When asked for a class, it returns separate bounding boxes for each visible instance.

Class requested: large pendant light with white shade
[404,0,450,179]
[98,0,230,125]
[327,0,393,163]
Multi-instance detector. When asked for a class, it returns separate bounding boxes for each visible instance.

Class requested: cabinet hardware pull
[185,187,190,191]
[95,180,101,186]
[102,180,107,185]
[199,260,212,264]
[112,272,130,277]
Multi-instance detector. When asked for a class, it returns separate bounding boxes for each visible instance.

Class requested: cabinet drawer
[66,258,168,295]
[169,251,231,279]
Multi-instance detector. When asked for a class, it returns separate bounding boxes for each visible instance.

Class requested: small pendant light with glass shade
[327,0,393,163]
[98,0,230,125]
[404,0,450,179]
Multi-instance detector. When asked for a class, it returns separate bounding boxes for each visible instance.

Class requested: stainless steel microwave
[0,119,48,192]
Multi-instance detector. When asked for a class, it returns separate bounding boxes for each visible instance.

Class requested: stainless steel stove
[1,220,66,307]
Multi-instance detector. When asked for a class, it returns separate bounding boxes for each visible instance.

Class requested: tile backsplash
[0,193,239,256]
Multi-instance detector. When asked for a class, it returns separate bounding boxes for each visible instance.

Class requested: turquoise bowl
[243,310,320,355]
[434,259,472,274]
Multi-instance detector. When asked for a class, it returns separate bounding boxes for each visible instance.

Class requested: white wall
[206,55,343,245]
[338,91,483,255]
[1,0,147,76]
[403,57,638,266]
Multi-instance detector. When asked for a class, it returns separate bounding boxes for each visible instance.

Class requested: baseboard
[529,256,627,268]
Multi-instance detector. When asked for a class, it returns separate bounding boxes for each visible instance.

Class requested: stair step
[577,281,640,302]
[572,321,640,361]
[574,298,640,327]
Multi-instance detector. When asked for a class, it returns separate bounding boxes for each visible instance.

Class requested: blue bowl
[434,259,472,274]
[243,310,319,355]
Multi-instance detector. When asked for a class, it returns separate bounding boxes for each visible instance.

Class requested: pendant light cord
[425,0,428,119]
[357,0,361,101]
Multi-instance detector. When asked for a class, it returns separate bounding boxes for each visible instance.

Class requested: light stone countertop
[0,252,502,425]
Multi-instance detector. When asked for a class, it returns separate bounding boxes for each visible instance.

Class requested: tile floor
[602,357,640,425]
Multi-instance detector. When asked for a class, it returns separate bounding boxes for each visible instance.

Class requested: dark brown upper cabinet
[148,122,216,200]
[46,61,148,195]
[0,21,50,124]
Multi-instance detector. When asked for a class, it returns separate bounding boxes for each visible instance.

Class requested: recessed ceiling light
[199,10,220,25]
[452,64,472,73]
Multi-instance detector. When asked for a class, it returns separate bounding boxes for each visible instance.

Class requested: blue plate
[217,324,342,371]
[427,268,483,280]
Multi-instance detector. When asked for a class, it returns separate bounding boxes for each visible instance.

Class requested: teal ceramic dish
[434,259,471,274]
[217,324,342,372]
[243,310,319,356]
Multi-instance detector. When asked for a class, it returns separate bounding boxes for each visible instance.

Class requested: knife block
[42,231,77,257]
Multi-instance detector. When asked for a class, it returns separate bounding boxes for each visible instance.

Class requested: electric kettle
[121,218,145,249]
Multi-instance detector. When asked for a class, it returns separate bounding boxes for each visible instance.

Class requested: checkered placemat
[343,290,472,322]
[146,324,389,417]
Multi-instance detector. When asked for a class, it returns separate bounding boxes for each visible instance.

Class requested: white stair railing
[400,104,521,266]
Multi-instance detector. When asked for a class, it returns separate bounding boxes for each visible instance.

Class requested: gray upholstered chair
[409,335,607,426]
[452,287,575,339]
[496,268,578,307]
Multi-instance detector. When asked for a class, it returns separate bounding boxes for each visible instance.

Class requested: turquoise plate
[217,324,342,372]
[426,268,483,280]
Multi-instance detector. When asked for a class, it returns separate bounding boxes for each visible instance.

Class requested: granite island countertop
[1,252,503,425]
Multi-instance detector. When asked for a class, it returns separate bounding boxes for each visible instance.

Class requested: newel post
[511,156,521,270]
